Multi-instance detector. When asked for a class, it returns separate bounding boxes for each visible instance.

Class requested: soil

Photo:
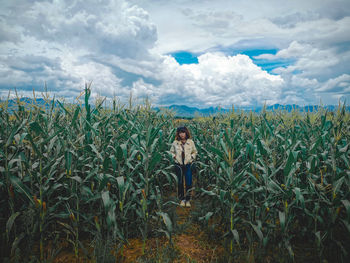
[53,200,224,263]
[120,202,225,262]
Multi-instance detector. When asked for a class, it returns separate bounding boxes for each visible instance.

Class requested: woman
[170,126,198,207]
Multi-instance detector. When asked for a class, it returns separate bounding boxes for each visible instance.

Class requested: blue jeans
[174,163,193,201]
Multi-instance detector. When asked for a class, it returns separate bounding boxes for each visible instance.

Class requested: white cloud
[153,53,284,107]
[0,0,156,99]
[255,41,306,59]
[255,40,350,91]
[317,74,350,93]
[1,0,350,106]
[0,63,32,86]
[138,0,350,54]
[110,53,285,108]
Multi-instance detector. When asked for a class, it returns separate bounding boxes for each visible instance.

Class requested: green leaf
[279,211,286,232]
[262,114,274,136]
[57,100,71,116]
[147,127,159,148]
[7,119,28,147]
[102,157,110,172]
[341,200,350,220]
[106,205,116,228]
[231,229,240,246]
[65,150,72,172]
[267,180,283,193]
[200,188,217,196]
[284,150,295,177]
[81,185,93,197]
[223,129,233,150]
[119,143,128,160]
[116,145,124,162]
[338,143,349,153]
[208,145,224,160]
[19,132,28,145]
[246,142,254,160]
[70,176,82,184]
[250,223,263,241]
[30,121,46,136]
[315,231,321,247]
[6,212,20,237]
[11,232,25,258]
[246,172,260,184]
[257,139,268,156]
[149,152,162,172]
[6,125,19,147]
[89,144,102,160]
[150,137,159,153]
[334,177,345,194]
[116,176,125,191]
[157,212,173,233]
[199,212,214,223]
[341,155,350,169]
[110,155,117,173]
[9,175,34,205]
[294,187,305,209]
[220,138,229,158]
[71,105,81,127]
[101,191,111,209]
[98,174,112,192]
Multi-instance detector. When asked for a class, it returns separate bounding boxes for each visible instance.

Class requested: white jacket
[170,139,198,165]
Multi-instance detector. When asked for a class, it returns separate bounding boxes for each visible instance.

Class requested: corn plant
[192,106,350,262]
[0,87,177,262]
[1,89,349,262]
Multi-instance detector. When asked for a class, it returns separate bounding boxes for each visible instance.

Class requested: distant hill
[154,105,230,117]
[1,98,349,117]
[0,98,60,112]
[265,104,341,112]
[155,104,350,117]
[3,97,48,107]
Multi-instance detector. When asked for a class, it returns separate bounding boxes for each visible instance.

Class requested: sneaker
[186,201,191,208]
[180,200,186,207]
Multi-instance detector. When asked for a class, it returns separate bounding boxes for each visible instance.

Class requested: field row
[1,90,349,262]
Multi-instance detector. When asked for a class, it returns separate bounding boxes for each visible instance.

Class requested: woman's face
[179,131,186,140]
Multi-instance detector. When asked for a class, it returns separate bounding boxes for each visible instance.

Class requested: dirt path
[121,200,224,263]
[172,205,223,262]
[53,199,224,262]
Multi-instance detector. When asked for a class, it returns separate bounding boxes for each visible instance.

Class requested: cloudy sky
[1,0,350,107]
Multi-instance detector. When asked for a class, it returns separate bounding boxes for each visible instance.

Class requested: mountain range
[155,104,350,117]
[1,98,349,117]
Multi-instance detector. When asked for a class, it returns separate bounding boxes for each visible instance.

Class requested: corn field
[1,87,350,262]
[192,107,350,262]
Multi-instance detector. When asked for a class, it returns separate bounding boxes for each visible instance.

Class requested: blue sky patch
[240,49,278,57]
[170,51,199,65]
[253,59,295,73]
[169,48,295,73]
[231,48,294,73]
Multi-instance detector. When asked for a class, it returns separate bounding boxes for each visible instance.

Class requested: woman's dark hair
[175,126,191,140]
